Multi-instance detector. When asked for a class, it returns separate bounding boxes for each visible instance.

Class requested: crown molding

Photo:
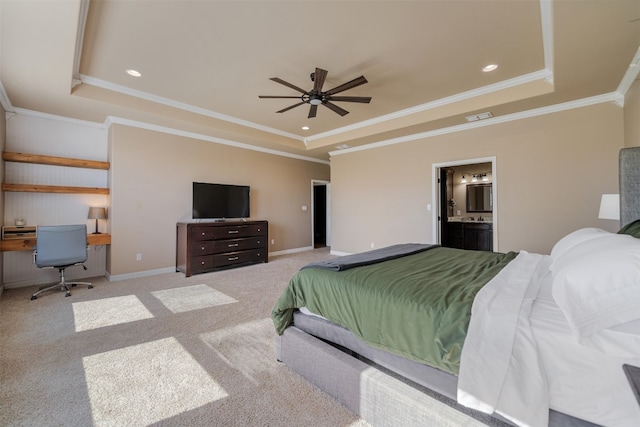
[307,69,553,144]
[329,92,621,157]
[72,0,91,82]
[540,0,554,81]
[12,107,106,129]
[104,116,329,165]
[0,80,15,114]
[8,107,329,164]
[616,46,640,102]
[79,74,304,142]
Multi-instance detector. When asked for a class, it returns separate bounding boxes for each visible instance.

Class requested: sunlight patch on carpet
[152,284,237,313]
[200,318,275,384]
[72,295,154,332]
[83,337,227,426]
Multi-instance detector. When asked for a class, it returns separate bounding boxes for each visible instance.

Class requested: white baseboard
[107,267,176,282]
[269,246,314,257]
[330,250,352,256]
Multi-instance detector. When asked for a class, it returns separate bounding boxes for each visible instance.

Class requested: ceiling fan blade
[270,77,308,94]
[324,75,368,96]
[327,96,372,103]
[259,95,301,99]
[276,101,306,113]
[313,68,328,93]
[323,101,349,116]
[308,104,318,118]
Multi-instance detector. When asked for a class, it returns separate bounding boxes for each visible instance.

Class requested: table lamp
[598,194,620,220]
[87,207,107,234]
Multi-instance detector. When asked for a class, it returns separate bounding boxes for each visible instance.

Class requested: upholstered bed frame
[275,147,640,427]
[620,147,640,227]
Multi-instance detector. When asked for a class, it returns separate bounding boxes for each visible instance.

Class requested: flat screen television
[192,182,250,220]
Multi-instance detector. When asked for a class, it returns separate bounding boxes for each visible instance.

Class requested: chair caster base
[30,295,37,300]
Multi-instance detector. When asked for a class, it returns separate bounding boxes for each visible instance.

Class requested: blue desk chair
[30,225,93,300]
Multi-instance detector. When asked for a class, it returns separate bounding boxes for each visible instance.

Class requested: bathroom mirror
[467,184,492,212]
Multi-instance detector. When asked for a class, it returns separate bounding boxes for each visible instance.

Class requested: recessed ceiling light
[335,144,350,150]
[126,69,142,77]
[482,64,498,72]
[301,126,310,130]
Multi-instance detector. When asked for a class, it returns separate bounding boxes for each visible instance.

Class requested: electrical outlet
[136,253,142,261]
[370,242,375,249]
[271,239,275,245]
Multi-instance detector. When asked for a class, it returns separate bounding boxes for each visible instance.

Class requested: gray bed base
[276,311,599,427]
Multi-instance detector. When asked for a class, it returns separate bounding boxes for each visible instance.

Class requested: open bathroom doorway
[433,157,497,251]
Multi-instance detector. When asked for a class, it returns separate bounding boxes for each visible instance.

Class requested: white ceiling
[1,0,639,161]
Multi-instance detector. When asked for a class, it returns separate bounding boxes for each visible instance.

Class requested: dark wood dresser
[176,221,268,277]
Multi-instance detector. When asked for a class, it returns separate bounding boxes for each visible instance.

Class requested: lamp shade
[87,207,107,220]
[598,194,620,220]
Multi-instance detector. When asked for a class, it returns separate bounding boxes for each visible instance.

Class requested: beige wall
[331,102,624,255]
[625,79,640,148]
[108,124,329,276]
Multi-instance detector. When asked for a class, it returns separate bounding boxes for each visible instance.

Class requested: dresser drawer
[212,249,265,268]
[191,255,216,273]
[191,226,220,241]
[191,240,218,256]
[192,236,265,255]
[210,224,266,239]
[214,236,264,253]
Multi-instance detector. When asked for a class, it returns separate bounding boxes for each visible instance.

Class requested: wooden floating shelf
[1,183,109,195]
[0,233,111,251]
[3,152,110,170]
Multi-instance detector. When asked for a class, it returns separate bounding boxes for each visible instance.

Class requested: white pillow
[551,232,640,338]
[550,227,611,260]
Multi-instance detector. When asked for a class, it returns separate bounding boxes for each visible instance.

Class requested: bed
[271,147,640,427]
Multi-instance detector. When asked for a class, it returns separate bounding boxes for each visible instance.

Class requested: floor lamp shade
[87,207,107,234]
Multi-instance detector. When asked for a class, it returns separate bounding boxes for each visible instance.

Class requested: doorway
[312,180,331,248]
[433,157,497,251]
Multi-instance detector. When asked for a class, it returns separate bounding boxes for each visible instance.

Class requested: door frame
[431,156,498,251]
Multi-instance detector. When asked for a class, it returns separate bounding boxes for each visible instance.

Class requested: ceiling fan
[259,67,372,118]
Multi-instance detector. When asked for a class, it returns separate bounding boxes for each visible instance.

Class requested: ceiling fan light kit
[259,67,372,118]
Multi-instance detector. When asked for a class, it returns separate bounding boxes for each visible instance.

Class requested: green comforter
[271,247,517,374]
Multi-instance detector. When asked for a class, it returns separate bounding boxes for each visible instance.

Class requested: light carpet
[1,248,372,426]
[0,248,486,427]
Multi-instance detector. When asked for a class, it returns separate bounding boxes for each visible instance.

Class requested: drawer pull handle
[228,243,239,247]
[201,232,205,236]
[228,256,239,261]
[201,246,205,250]
[228,230,239,234]
[201,261,205,265]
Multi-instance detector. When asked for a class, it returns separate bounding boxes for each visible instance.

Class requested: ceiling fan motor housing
[309,93,323,105]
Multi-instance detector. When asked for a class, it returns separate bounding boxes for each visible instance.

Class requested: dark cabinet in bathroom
[444,222,493,251]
